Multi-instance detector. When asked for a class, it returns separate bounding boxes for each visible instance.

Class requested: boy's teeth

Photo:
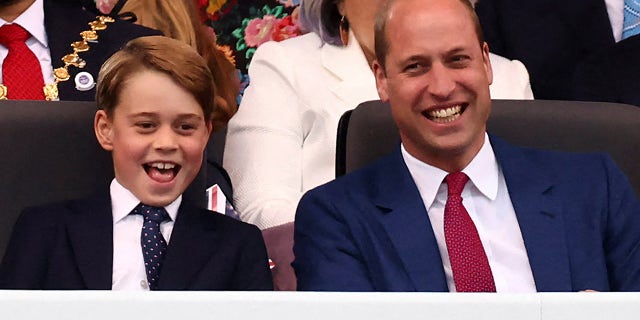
[150,162,175,170]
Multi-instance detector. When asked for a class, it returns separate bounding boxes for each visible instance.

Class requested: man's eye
[450,55,471,66]
[405,63,420,71]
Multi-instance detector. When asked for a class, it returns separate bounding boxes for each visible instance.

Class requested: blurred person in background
[0,0,158,101]
[97,0,240,130]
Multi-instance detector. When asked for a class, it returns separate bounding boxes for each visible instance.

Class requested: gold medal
[80,30,98,42]
[0,85,7,100]
[62,53,86,68]
[98,16,115,23]
[89,20,107,31]
[54,67,70,82]
[43,83,59,101]
[62,53,79,64]
[72,41,90,52]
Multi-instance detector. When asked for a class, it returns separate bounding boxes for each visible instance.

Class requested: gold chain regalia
[0,16,114,100]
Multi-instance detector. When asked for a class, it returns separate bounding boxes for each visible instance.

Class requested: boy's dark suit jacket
[293,136,640,291]
[45,0,161,100]
[0,193,273,290]
[475,0,614,100]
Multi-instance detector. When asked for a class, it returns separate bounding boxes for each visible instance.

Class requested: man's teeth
[429,105,462,119]
[425,105,463,123]
[149,162,175,170]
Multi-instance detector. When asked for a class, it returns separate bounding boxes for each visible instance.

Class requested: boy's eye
[177,122,199,133]
[136,122,155,129]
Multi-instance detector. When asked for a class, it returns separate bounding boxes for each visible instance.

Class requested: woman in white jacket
[224,0,533,229]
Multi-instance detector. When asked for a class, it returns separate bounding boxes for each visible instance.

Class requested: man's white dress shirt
[402,133,537,292]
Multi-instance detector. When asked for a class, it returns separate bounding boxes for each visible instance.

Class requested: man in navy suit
[293,0,640,292]
[0,36,273,290]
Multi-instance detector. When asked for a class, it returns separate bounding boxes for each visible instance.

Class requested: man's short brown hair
[374,0,485,71]
[96,35,215,120]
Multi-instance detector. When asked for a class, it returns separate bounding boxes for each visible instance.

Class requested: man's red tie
[444,172,496,292]
[0,23,45,100]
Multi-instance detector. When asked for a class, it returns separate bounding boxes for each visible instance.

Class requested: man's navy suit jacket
[44,0,161,100]
[475,0,614,100]
[293,135,640,291]
[0,193,273,290]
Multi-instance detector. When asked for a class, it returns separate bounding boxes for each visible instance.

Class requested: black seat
[336,99,640,197]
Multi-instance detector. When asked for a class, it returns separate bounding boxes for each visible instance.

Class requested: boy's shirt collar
[110,178,181,223]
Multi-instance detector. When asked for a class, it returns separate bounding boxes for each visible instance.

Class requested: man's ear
[481,42,493,85]
[373,59,390,102]
[94,110,114,151]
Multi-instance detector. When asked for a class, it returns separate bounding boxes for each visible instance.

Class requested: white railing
[0,291,639,320]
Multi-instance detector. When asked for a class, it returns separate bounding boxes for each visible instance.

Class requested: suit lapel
[321,31,379,110]
[66,193,114,289]
[157,204,221,290]
[374,150,448,292]
[490,136,572,291]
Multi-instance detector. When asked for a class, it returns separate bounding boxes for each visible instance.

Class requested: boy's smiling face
[95,70,212,207]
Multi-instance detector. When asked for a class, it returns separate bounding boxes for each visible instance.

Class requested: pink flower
[272,16,301,42]
[95,0,117,14]
[244,15,278,47]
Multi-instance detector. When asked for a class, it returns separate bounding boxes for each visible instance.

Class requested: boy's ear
[206,118,213,136]
[94,110,114,151]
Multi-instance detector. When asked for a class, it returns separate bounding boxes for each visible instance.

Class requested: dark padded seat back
[336,99,640,197]
[0,101,112,259]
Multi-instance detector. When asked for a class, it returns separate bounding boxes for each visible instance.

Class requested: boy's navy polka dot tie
[132,204,171,290]
[443,172,496,292]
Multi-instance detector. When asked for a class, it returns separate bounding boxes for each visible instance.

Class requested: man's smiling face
[373,0,493,172]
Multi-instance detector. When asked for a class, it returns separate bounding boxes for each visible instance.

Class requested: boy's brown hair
[96,35,215,120]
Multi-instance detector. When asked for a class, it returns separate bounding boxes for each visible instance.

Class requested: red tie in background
[0,23,45,100]
[444,172,496,292]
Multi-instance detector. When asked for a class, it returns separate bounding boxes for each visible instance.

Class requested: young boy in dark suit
[0,36,273,291]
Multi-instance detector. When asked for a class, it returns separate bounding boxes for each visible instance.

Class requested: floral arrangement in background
[235,6,301,54]
[197,0,303,97]
[94,0,305,98]
[197,0,302,75]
